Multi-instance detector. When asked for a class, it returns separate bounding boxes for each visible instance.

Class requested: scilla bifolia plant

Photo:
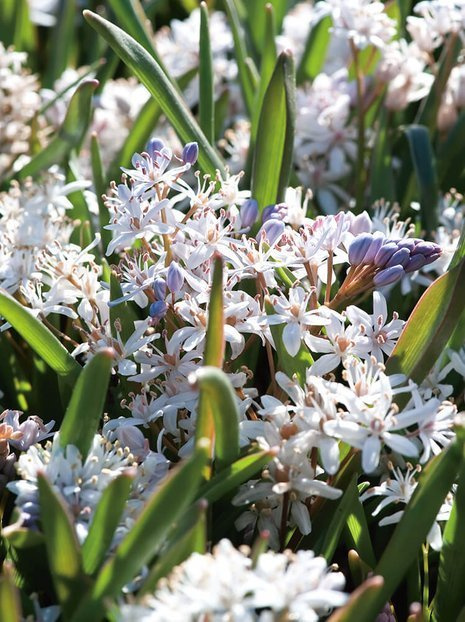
[1,1,465,620]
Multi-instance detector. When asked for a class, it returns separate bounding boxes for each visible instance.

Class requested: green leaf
[385,257,465,390]
[195,449,273,504]
[344,489,376,568]
[199,2,215,144]
[222,0,258,116]
[251,51,296,214]
[195,256,225,447]
[12,0,36,57]
[437,111,465,191]
[432,462,465,621]
[13,80,98,182]
[0,289,80,377]
[296,15,332,84]
[90,133,112,253]
[59,349,113,458]
[194,367,240,470]
[71,442,209,621]
[245,0,287,55]
[346,435,464,622]
[140,501,207,594]
[370,107,395,203]
[109,270,140,342]
[82,473,134,575]
[0,563,22,622]
[327,576,385,622]
[38,474,89,620]
[83,10,225,177]
[402,125,439,235]
[44,0,77,88]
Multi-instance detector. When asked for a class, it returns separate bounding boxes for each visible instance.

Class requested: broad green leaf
[59,349,113,457]
[195,449,273,504]
[195,256,225,447]
[402,125,439,235]
[66,158,96,239]
[432,462,465,621]
[222,0,259,116]
[385,257,465,389]
[327,576,385,622]
[0,563,22,622]
[415,33,462,131]
[199,2,215,144]
[195,367,240,470]
[12,0,36,58]
[296,15,332,84]
[0,1,16,48]
[251,51,296,214]
[44,0,76,87]
[83,10,225,177]
[370,107,395,203]
[344,489,376,568]
[251,3,277,144]
[140,501,207,594]
[71,442,209,621]
[437,111,465,191]
[346,435,464,622]
[90,133,112,253]
[13,80,98,182]
[0,289,80,377]
[265,300,313,386]
[38,474,89,620]
[449,216,465,271]
[82,473,134,575]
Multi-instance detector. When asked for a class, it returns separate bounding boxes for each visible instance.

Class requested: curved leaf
[296,15,332,84]
[0,289,80,377]
[82,10,224,177]
[199,2,214,144]
[59,349,113,457]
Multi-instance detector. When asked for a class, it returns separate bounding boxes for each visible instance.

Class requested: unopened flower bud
[182,142,199,165]
[411,241,442,257]
[374,242,398,267]
[153,278,166,300]
[258,218,285,245]
[146,137,165,159]
[348,233,373,266]
[404,254,427,273]
[240,199,259,229]
[363,232,385,263]
[262,203,287,223]
[149,300,167,322]
[167,261,184,293]
[422,251,441,266]
[397,239,416,252]
[373,265,404,287]
[385,247,410,268]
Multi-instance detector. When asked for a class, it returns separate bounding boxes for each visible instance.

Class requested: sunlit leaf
[296,15,332,84]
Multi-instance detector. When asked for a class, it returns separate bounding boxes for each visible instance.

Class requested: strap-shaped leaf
[251,50,296,214]
[195,256,225,448]
[346,434,464,622]
[199,2,214,144]
[59,349,113,458]
[82,472,134,575]
[0,289,80,377]
[71,441,210,621]
[43,0,76,87]
[14,80,98,182]
[83,10,225,177]
[433,461,465,621]
[90,134,112,252]
[246,0,287,55]
[296,15,332,84]
[386,257,465,387]
[195,367,240,470]
[38,474,89,620]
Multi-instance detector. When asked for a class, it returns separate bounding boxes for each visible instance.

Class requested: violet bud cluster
[348,234,442,287]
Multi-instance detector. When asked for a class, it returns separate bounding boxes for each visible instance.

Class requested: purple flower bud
[182,142,199,165]
[153,278,166,301]
[149,300,167,322]
[240,199,259,229]
[348,233,373,266]
[363,232,385,263]
[396,239,416,252]
[349,211,372,235]
[374,242,398,267]
[167,261,184,293]
[422,251,441,266]
[373,265,404,287]
[411,241,442,257]
[258,218,285,246]
[262,203,287,223]
[146,137,165,159]
[386,247,411,268]
[404,254,427,273]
